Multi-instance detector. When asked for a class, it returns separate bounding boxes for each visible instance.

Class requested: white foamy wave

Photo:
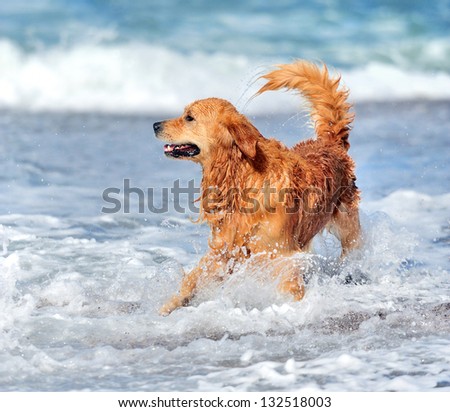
[344,64,450,102]
[0,39,256,115]
[2,39,450,115]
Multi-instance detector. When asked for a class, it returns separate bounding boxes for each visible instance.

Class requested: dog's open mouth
[164,143,200,158]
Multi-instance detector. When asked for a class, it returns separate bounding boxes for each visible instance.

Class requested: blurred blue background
[1,0,449,112]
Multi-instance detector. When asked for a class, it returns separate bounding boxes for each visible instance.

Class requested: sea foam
[1,40,450,115]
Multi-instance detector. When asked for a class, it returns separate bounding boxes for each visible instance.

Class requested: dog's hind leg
[330,206,362,258]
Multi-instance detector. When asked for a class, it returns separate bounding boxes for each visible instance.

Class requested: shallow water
[1,102,449,391]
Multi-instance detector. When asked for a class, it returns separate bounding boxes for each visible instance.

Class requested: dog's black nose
[153,121,163,134]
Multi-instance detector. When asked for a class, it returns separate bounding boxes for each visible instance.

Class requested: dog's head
[153,98,261,164]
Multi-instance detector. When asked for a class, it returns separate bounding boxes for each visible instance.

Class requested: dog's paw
[158,306,173,316]
[158,295,185,316]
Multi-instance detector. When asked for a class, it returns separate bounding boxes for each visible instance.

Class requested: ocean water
[1,1,449,392]
[1,0,450,113]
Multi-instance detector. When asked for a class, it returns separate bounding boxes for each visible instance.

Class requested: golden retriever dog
[154,60,361,315]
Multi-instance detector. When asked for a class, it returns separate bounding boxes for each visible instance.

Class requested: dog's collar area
[164,143,200,158]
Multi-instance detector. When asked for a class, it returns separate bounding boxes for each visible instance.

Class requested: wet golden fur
[154,61,361,315]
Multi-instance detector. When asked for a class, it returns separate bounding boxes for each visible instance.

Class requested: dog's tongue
[164,144,193,152]
[163,143,200,157]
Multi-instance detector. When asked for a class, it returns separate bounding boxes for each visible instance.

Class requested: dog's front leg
[277,267,305,301]
[159,253,224,316]
[249,253,306,302]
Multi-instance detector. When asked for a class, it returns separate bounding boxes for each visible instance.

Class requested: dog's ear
[226,117,261,159]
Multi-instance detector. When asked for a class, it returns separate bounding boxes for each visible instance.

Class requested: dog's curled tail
[257,60,354,150]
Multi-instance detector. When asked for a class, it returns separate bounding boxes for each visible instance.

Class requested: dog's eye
[185,115,195,122]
